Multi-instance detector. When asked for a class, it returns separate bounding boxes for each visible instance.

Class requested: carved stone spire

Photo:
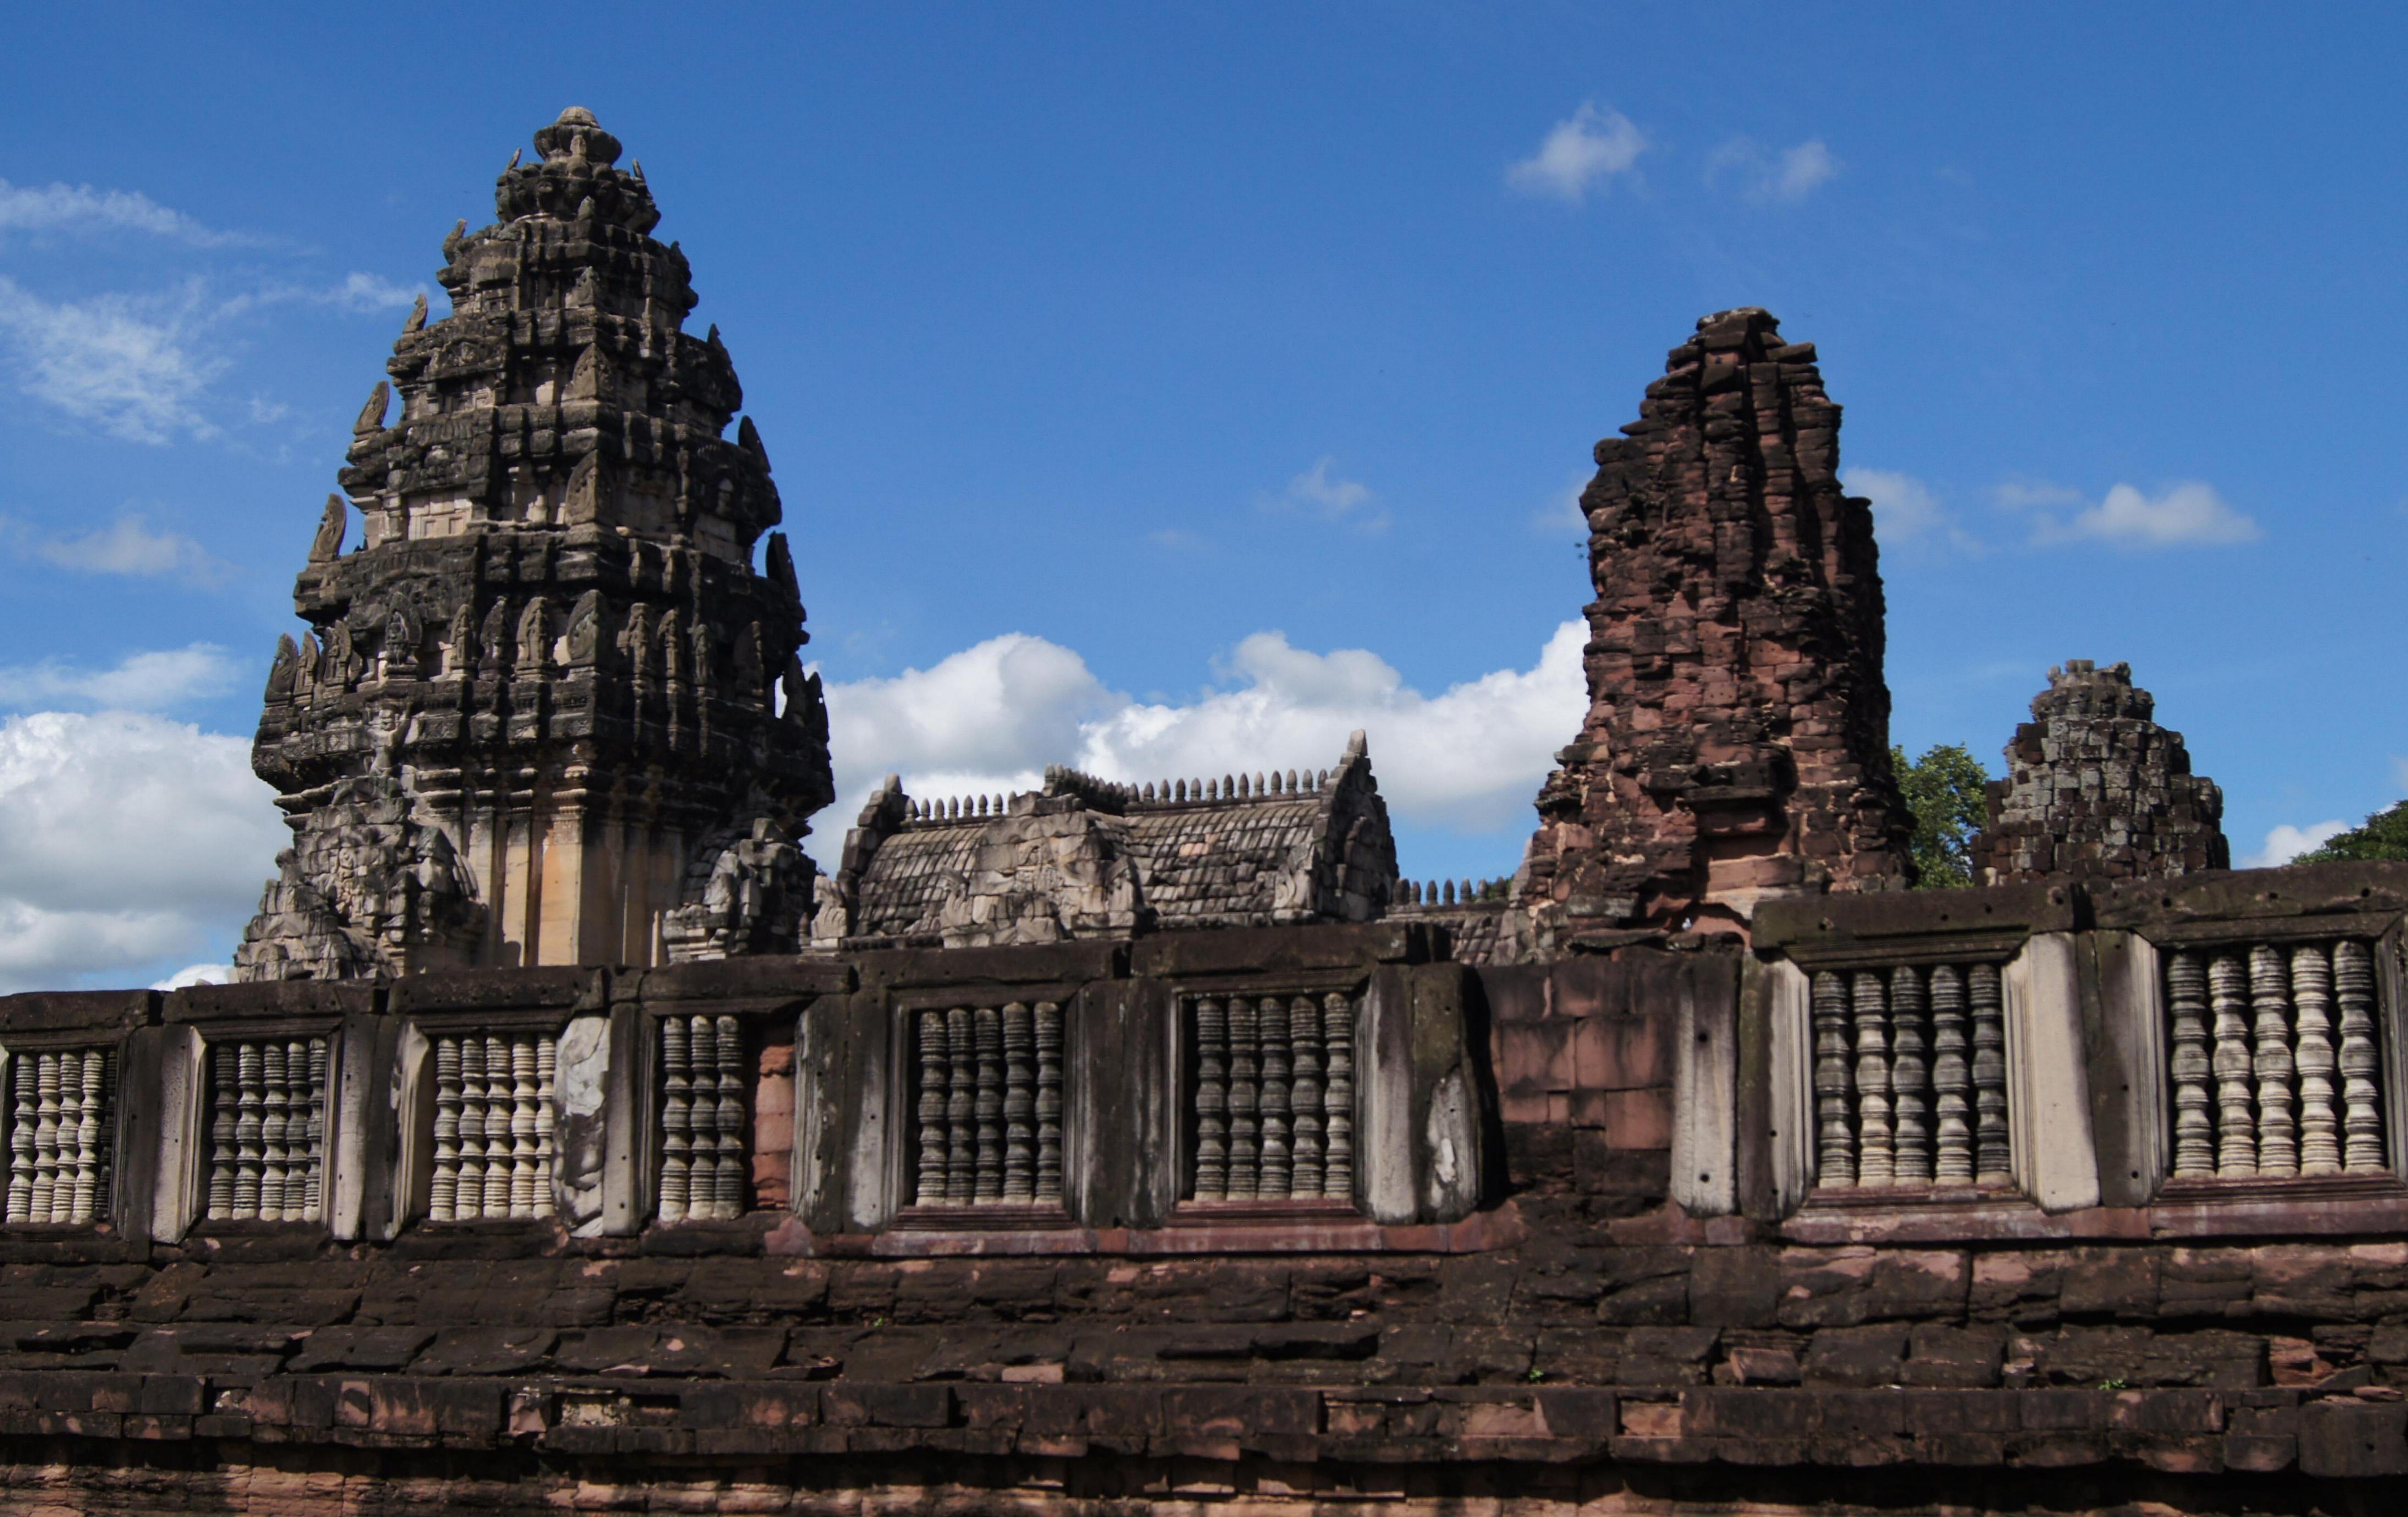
[1517,308,1913,939]
[238,108,834,980]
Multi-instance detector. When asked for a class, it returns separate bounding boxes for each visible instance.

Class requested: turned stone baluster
[1811,971,1855,1188]
[1034,1002,1064,1204]
[1227,997,1260,1199]
[1192,998,1229,1200]
[1970,964,2010,1184]
[1936,973,1974,1199]
[2335,941,2386,1172]
[71,1051,104,1224]
[30,1053,57,1222]
[511,1037,541,1216]
[1890,967,1932,1185]
[234,1043,264,1220]
[916,1012,948,1205]
[431,1037,462,1221]
[2292,944,2341,1176]
[1289,995,1324,1197]
[534,1036,558,1218]
[1259,994,1293,1199]
[658,1015,690,1223]
[714,1015,745,1217]
[460,1035,492,1220]
[306,1038,329,1222]
[973,1006,1004,1203]
[6,1056,33,1222]
[2209,952,2256,1176]
[1322,993,1355,1202]
[476,1037,508,1218]
[1852,970,1894,1186]
[2167,952,2214,1177]
[944,1007,974,1205]
[206,1045,237,1220]
[2250,944,2298,1177]
[54,1052,83,1225]
[1002,1003,1034,1203]
[265,1042,296,1221]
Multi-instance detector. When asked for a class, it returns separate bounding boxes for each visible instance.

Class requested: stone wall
[3,866,2408,1506]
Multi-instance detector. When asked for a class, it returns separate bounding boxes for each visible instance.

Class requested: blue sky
[0,5,2401,987]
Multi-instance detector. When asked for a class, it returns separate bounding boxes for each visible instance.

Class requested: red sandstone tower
[1518,307,1914,939]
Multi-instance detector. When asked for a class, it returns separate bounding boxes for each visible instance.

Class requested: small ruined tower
[1973,659,2228,885]
[236,108,833,980]
[1518,308,1913,937]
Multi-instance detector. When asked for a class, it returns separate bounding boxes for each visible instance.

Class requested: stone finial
[402,292,427,334]
[353,381,389,434]
[307,495,345,564]
[1972,659,2228,885]
[533,106,624,167]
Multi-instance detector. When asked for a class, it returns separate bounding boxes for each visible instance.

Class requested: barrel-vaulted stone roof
[810,733,1398,948]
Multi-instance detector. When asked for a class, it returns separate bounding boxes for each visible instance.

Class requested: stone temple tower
[1518,308,1914,939]
[236,108,833,980]
[1973,659,2229,885]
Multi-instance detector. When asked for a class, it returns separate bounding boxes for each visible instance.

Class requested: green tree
[2301,800,2408,863]
[1892,743,1992,889]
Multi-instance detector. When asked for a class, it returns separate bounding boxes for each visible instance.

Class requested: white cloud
[812,620,1588,861]
[22,514,237,586]
[0,643,243,712]
[0,275,220,442]
[325,272,421,312]
[1507,103,1647,203]
[0,711,282,991]
[1773,141,1839,201]
[1707,137,1841,203]
[1846,468,1946,542]
[153,961,233,991]
[1531,474,1592,537]
[2009,480,2260,548]
[1277,456,1386,531]
[0,180,247,246]
[2247,820,2348,869]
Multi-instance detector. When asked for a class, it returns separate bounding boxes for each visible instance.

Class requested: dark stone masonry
[0,110,2395,1514]
[1974,658,2231,887]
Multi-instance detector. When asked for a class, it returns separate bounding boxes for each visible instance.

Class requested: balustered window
[1811,964,2012,1191]
[430,1033,558,1221]
[204,1037,330,1223]
[658,1014,751,1222]
[4,1047,116,1225]
[2164,940,2390,1180]
[1185,992,1357,1204]
[909,1002,1064,1208]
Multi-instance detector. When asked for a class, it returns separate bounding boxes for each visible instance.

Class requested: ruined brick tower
[235,108,834,980]
[1519,307,1913,937]
[1973,658,2229,885]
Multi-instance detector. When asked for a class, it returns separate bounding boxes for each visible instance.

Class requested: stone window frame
[2108,913,2408,1208]
[878,979,1088,1232]
[634,998,801,1230]
[1764,928,2099,1220]
[390,1004,571,1233]
[1162,968,1371,1225]
[0,1028,130,1233]
[156,1013,350,1240]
